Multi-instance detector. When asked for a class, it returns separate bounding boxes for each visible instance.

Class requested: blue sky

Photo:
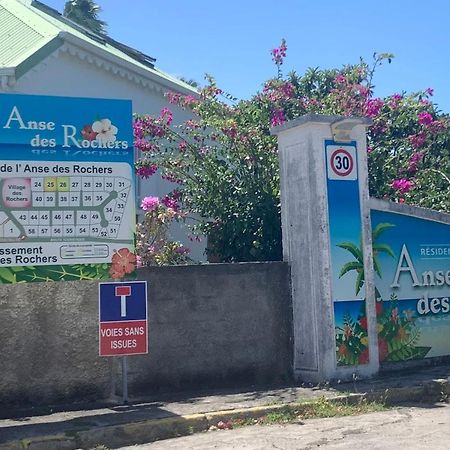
[45,1,450,112]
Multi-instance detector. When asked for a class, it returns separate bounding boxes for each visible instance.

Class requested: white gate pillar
[272,114,379,383]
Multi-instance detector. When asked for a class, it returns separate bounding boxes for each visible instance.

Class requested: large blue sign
[0,93,135,283]
[324,140,369,366]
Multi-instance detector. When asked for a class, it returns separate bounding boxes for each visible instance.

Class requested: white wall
[7,46,206,261]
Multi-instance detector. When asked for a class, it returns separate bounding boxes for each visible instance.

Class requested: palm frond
[372,223,395,241]
[336,242,364,263]
[355,269,365,295]
[339,261,363,278]
[373,256,382,278]
[373,243,395,258]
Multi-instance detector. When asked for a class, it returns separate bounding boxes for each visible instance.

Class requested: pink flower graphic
[109,248,136,279]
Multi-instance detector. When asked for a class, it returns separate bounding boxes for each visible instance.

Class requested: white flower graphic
[92,118,118,143]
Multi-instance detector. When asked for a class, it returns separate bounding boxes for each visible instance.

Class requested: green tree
[134,44,450,262]
[63,0,107,34]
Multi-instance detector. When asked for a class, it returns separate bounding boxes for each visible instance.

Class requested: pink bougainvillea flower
[162,173,183,184]
[334,74,347,84]
[419,99,431,106]
[136,164,158,179]
[425,87,434,96]
[281,82,295,98]
[418,111,433,126]
[388,94,403,109]
[271,39,287,66]
[408,132,427,149]
[365,98,384,118]
[141,196,160,212]
[391,178,414,194]
[161,196,179,210]
[175,246,190,255]
[160,107,173,126]
[166,92,181,104]
[408,152,423,173]
[270,108,286,127]
[428,119,448,134]
[109,248,137,279]
[134,139,160,153]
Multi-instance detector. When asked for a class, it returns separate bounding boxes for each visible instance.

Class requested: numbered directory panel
[0,94,135,282]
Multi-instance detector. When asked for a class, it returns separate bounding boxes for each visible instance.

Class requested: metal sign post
[122,356,128,404]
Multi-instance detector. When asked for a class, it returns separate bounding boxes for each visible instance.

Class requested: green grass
[231,396,388,428]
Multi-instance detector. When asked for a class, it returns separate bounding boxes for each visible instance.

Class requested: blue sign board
[99,280,148,356]
[99,281,147,322]
[324,140,369,366]
[0,93,135,283]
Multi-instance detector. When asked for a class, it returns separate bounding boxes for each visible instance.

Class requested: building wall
[6,46,206,261]
[0,262,292,408]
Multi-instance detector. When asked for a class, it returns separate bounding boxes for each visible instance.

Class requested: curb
[1,379,449,450]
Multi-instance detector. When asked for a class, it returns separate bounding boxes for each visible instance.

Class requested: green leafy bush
[134,44,449,262]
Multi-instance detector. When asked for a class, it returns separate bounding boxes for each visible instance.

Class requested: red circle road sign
[330,148,354,177]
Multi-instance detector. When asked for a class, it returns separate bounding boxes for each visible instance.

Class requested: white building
[0,0,205,260]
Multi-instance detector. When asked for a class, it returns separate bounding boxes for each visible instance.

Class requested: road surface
[118,403,450,449]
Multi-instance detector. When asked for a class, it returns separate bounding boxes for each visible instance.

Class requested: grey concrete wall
[0,262,292,408]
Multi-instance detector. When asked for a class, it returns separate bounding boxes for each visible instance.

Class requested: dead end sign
[99,281,148,356]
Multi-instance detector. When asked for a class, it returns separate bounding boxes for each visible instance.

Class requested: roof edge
[59,31,197,96]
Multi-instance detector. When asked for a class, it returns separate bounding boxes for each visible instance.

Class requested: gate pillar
[272,114,379,383]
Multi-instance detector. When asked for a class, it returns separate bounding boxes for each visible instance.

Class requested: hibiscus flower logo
[81,124,97,141]
[109,248,136,279]
[81,118,119,144]
[92,118,118,144]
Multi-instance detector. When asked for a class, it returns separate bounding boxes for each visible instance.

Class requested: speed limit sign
[326,144,358,180]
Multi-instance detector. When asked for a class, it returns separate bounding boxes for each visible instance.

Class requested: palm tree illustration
[337,223,395,296]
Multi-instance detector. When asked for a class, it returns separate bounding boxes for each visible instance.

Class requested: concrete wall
[0,262,292,407]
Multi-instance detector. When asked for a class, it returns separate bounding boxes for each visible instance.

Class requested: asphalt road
[118,403,450,449]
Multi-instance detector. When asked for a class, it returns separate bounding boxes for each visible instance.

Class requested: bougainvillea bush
[135,195,191,266]
[134,43,450,262]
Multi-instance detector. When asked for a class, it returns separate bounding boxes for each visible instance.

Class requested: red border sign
[330,148,354,177]
[99,281,148,356]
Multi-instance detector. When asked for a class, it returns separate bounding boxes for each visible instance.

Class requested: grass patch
[228,396,388,429]
[299,396,387,419]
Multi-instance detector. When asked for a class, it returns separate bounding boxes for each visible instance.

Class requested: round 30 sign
[330,148,353,177]
[326,144,358,181]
